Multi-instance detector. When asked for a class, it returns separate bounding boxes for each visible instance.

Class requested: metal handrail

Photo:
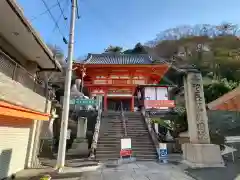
[0,49,45,96]
[120,101,127,137]
[89,96,102,159]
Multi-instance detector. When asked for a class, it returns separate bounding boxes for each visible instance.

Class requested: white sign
[144,87,169,109]
[221,145,237,155]
[121,138,131,150]
[225,136,240,143]
[159,143,167,150]
[159,143,168,157]
[67,129,71,140]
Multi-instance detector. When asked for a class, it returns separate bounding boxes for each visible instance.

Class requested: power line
[76,0,81,19]
[40,0,68,44]
[53,0,69,32]
[30,3,59,21]
[56,0,68,20]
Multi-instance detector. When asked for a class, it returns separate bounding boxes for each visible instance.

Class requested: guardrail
[0,50,45,96]
[141,108,160,158]
[120,101,128,137]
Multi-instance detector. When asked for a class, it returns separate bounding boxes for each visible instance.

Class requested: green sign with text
[70,98,97,105]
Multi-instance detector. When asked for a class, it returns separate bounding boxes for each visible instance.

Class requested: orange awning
[208,86,240,111]
[0,100,50,120]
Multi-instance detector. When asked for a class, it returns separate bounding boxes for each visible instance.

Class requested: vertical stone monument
[68,117,88,156]
[182,69,224,168]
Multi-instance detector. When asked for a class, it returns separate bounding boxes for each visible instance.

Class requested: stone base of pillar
[182,143,225,168]
[71,138,87,149]
[67,138,88,156]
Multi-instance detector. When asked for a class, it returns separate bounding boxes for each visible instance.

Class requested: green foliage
[124,43,148,54]
[150,118,172,130]
[151,108,188,138]
[105,45,123,53]
[209,131,225,150]
[204,78,239,103]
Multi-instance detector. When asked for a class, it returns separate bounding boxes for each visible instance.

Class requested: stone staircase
[125,112,158,161]
[96,112,122,161]
[96,111,158,161]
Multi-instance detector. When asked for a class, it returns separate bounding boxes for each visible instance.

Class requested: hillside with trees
[145,23,240,103]
[106,23,240,103]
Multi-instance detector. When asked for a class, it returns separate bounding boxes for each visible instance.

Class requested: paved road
[51,161,195,180]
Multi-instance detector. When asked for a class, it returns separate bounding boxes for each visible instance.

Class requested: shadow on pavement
[47,172,85,179]
[15,172,85,180]
[186,161,240,180]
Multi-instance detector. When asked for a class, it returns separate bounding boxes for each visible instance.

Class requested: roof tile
[83,53,157,64]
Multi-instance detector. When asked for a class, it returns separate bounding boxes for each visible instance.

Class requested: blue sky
[18,0,240,59]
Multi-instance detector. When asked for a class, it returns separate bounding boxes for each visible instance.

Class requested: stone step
[98,142,154,147]
[131,142,155,146]
[97,144,121,148]
[106,129,147,132]
[96,150,121,154]
[127,130,149,132]
[127,134,150,137]
[96,154,157,160]
[98,141,120,144]
[96,154,120,158]
[97,147,156,152]
[98,138,121,141]
[111,125,145,127]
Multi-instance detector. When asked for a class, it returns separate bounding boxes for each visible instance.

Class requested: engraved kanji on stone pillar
[184,70,210,144]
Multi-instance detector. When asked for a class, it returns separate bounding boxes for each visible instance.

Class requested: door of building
[107,98,131,111]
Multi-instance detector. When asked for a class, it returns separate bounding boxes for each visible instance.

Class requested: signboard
[70,98,97,105]
[67,129,71,140]
[144,87,174,110]
[144,100,175,109]
[225,136,240,143]
[120,138,132,158]
[159,143,168,158]
[121,138,131,149]
[120,149,132,157]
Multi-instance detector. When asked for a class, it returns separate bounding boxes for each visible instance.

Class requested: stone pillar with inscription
[182,69,224,168]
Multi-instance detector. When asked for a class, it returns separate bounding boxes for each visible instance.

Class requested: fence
[0,50,45,96]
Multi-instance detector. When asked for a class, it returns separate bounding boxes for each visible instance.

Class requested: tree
[47,44,65,65]
[204,79,238,103]
[124,43,148,54]
[41,44,66,91]
[105,45,123,53]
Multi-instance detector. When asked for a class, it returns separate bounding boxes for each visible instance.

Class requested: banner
[144,100,175,109]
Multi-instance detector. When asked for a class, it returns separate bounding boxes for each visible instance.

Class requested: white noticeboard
[67,129,71,140]
[159,143,167,150]
[144,87,169,110]
[121,138,131,150]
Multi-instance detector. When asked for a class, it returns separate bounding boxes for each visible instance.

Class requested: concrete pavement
[53,161,195,180]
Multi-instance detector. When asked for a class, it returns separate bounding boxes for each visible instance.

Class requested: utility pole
[56,0,77,171]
